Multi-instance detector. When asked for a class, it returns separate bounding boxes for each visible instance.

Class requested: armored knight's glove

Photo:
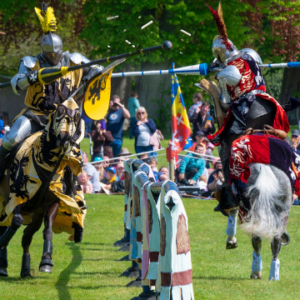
[207,59,222,73]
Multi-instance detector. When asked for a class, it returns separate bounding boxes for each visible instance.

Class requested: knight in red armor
[205,2,290,212]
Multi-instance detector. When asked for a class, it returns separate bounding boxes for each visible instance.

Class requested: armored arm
[11,57,38,95]
[216,65,241,110]
[69,53,104,83]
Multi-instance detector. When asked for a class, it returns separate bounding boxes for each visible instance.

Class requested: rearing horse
[0,97,85,277]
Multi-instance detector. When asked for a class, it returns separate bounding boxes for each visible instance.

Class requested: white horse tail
[240,163,292,240]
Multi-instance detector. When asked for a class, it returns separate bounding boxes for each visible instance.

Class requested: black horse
[0,98,85,277]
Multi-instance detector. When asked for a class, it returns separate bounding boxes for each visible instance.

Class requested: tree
[243,0,300,124]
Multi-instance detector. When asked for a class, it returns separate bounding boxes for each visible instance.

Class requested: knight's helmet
[207,3,239,63]
[35,4,63,66]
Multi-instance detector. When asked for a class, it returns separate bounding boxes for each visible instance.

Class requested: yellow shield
[83,59,125,120]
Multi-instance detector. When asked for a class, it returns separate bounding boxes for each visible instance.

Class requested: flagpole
[169,62,175,182]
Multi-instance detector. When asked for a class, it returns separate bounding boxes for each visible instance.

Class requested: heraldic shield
[83,58,125,120]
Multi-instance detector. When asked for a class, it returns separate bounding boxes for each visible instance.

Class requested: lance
[111,63,208,77]
[0,40,172,90]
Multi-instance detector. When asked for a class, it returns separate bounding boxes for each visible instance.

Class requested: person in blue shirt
[106,95,130,157]
[128,92,140,139]
[0,119,4,141]
[176,144,205,185]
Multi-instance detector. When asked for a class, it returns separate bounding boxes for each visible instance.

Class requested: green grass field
[1,195,300,299]
[0,126,299,299]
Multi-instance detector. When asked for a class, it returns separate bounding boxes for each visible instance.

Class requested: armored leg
[219,146,239,210]
[0,116,31,178]
[251,236,262,279]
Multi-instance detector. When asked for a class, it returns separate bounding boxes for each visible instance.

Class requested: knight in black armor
[0,4,103,176]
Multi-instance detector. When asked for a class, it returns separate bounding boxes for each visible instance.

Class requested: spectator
[158,166,169,181]
[140,153,149,160]
[133,107,156,157]
[78,170,93,194]
[93,157,106,182]
[291,129,300,150]
[188,93,203,118]
[128,92,140,139]
[106,95,130,157]
[189,101,215,139]
[117,148,132,162]
[291,137,300,155]
[82,151,101,193]
[116,164,125,180]
[176,144,205,185]
[102,167,116,184]
[190,131,210,151]
[207,160,224,192]
[91,119,114,159]
[150,158,158,172]
[82,110,93,135]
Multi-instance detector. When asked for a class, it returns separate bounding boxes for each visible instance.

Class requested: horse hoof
[0,267,8,277]
[226,237,238,250]
[39,265,52,273]
[251,271,262,279]
[281,232,290,246]
[21,271,31,278]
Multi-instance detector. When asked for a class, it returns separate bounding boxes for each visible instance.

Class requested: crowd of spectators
[79,91,223,197]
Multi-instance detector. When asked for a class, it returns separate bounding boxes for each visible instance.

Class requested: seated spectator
[207,160,224,192]
[196,174,208,193]
[117,148,132,161]
[91,119,114,159]
[291,137,300,155]
[150,158,158,172]
[78,170,93,194]
[175,144,205,185]
[102,167,116,184]
[189,101,215,139]
[133,107,157,157]
[82,151,101,193]
[190,131,209,151]
[116,164,125,181]
[158,166,169,181]
[93,157,106,182]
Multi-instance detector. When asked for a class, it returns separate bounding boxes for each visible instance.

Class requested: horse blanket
[229,133,300,212]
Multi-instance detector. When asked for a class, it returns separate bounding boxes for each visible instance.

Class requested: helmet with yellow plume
[35,3,63,66]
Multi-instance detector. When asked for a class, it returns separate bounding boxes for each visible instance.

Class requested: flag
[166,73,192,162]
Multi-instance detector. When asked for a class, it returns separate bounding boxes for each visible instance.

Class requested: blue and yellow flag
[166,74,192,161]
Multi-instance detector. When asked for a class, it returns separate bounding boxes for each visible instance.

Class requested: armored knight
[205,3,290,210]
[0,5,103,174]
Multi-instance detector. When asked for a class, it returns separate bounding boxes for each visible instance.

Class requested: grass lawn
[1,194,300,299]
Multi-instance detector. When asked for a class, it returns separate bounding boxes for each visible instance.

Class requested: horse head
[51,98,82,152]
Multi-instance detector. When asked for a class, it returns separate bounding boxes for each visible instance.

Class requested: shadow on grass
[55,243,82,300]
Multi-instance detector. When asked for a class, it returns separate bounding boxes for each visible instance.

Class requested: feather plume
[35,6,57,33]
[206,2,232,50]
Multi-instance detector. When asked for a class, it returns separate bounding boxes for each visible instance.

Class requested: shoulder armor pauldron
[21,56,38,69]
[70,52,90,65]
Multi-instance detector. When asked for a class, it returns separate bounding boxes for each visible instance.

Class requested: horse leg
[0,205,23,248]
[21,213,43,277]
[0,226,8,277]
[39,202,59,273]
[251,236,262,279]
[269,235,281,281]
[226,209,238,249]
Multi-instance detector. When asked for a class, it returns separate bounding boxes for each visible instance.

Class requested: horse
[0,97,86,277]
[197,79,293,280]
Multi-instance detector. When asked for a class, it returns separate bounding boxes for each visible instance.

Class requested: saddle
[243,125,287,140]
